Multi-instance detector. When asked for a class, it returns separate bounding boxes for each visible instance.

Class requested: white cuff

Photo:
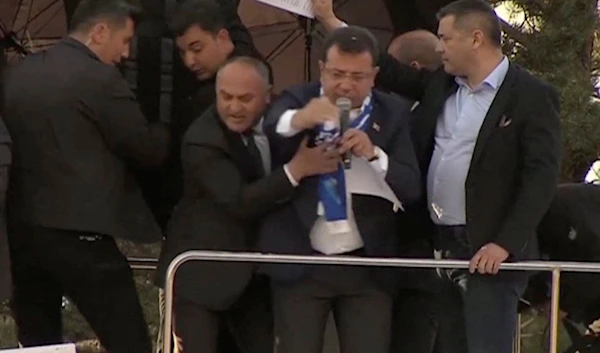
[283,164,299,187]
[276,110,301,137]
[369,147,389,176]
[340,21,348,28]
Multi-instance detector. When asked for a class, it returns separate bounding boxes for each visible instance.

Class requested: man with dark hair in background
[2,0,169,351]
[314,1,561,352]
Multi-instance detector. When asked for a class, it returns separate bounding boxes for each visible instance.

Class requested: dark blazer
[375,53,561,260]
[259,82,421,292]
[1,38,169,243]
[155,106,295,310]
[0,116,10,301]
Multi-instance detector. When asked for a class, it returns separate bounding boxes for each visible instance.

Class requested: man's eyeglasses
[323,66,373,84]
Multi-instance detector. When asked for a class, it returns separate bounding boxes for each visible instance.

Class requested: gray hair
[216,56,271,90]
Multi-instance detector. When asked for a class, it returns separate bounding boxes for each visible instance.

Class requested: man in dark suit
[313,1,561,352]
[1,0,169,351]
[260,26,421,353]
[152,3,269,352]
[155,56,340,353]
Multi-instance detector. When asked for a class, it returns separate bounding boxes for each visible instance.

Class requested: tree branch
[500,18,530,46]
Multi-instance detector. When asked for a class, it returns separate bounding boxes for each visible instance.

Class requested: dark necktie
[246,133,265,179]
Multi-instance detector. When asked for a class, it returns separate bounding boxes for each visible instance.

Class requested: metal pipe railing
[162,251,600,353]
[128,257,158,271]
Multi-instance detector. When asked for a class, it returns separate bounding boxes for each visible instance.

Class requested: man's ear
[216,28,231,42]
[410,61,423,70]
[88,22,110,45]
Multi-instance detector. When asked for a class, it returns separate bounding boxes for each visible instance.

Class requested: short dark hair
[168,0,225,37]
[437,0,502,47]
[69,0,142,33]
[217,56,271,88]
[321,26,380,66]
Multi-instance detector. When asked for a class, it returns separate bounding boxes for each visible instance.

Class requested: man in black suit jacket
[1,0,169,351]
[155,56,340,353]
[260,26,421,353]
[314,1,561,352]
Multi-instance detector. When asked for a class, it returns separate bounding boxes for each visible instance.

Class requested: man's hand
[469,243,510,275]
[291,97,339,131]
[338,129,376,160]
[287,136,341,181]
[312,0,344,32]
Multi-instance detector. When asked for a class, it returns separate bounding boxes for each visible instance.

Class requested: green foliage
[498,0,600,180]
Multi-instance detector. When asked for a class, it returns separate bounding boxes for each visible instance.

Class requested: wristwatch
[368,149,379,162]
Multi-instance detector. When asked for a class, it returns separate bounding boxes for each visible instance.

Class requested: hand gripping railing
[163,251,600,353]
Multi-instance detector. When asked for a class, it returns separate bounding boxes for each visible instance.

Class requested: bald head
[215,57,272,133]
[387,30,442,71]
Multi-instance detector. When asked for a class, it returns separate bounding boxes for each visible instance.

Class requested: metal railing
[128,257,158,271]
[162,251,600,353]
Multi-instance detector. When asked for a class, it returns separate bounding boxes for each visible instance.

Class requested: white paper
[345,156,404,211]
[253,0,314,18]
[584,160,600,184]
[1,344,77,353]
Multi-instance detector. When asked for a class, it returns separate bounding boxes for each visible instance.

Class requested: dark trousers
[434,226,528,353]
[8,223,151,353]
[272,267,393,353]
[391,288,441,353]
[174,275,273,353]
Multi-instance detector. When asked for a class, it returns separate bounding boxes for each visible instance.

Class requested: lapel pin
[499,115,512,128]
[372,122,380,132]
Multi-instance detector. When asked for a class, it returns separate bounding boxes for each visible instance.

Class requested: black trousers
[173,275,273,353]
[391,288,441,353]
[271,267,393,353]
[9,223,151,353]
[434,226,528,353]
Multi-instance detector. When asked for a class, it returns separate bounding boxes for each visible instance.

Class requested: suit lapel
[469,64,518,167]
[215,111,261,182]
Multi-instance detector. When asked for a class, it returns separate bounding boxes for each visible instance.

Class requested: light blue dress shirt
[427,57,510,225]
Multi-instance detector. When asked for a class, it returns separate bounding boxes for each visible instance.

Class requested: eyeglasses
[323,66,373,84]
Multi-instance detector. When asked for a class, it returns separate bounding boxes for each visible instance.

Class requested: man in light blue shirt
[428,56,509,225]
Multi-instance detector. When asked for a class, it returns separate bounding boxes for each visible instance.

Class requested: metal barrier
[162,251,600,353]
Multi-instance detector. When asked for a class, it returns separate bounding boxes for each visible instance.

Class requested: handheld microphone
[336,97,352,169]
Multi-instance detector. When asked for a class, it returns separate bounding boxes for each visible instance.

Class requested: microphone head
[336,97,352,111]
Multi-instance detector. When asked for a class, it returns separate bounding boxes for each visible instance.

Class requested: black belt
[435,225,466,237]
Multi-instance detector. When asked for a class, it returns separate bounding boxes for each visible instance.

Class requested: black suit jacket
[1,38,169,243]
[155,106,295,310]
[376,54,561,260]
[259,82,421,292]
